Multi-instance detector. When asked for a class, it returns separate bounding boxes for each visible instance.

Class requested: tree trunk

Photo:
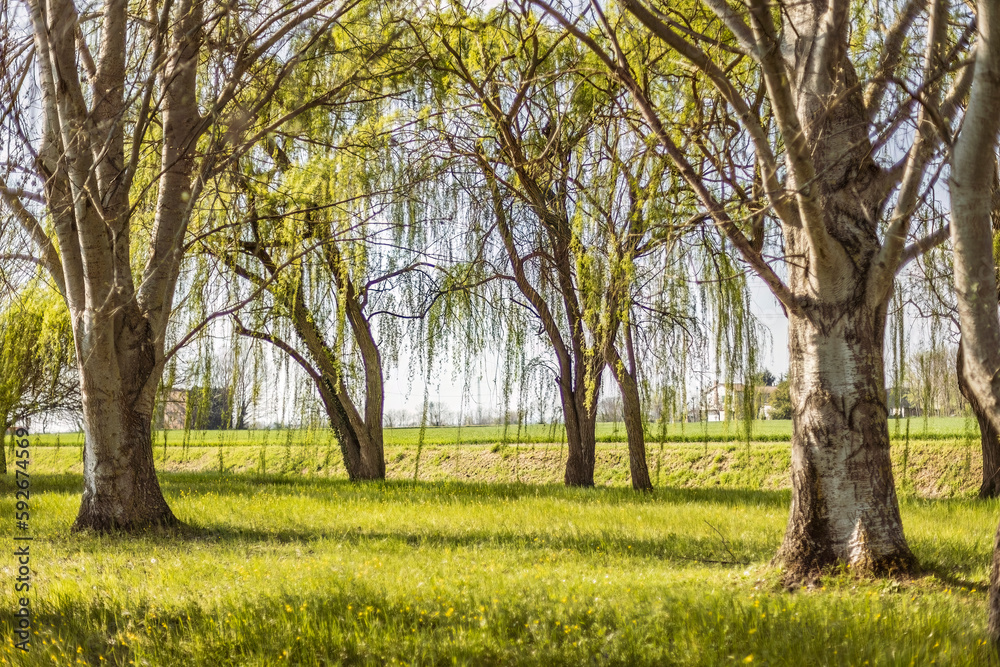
[357,429,385,480]
[237,298,387,483]
[954,161,1000,499]
[336,252,386,481]
[944,0,1000,646]
[608,0,931,578]
[328,397,364,479]
[326,396,385,481]
[990,519,1000,648]
[72,317,177,531]
[975,410,1000,498]
[776,303,913,577]
[956,342,1000,498]
[25,0,201,532]
[560,382,598,487]
[608,347,652,491]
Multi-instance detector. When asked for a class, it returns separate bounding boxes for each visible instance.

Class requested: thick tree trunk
[975,410,1000,498]
[945,0,1000,646]
[990,520,1000,647]
[954,166,1000,499]
[74,398,176,531]
[560,382,598,487]
[607,347,652,491]
[72,318,176,531]
[776,304,913,577]
[328,398,364,479]
[327,397,385,481]
[358,430,385,480]
[614,0,928,578]
[957,343,1000,498]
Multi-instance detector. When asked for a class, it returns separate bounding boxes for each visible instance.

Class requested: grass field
[24,415,982,449]
[1,433,999,665]
[0,469,997,665]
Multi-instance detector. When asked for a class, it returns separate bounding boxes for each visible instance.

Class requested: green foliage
[770,380,792,420]
[0,283,76,427]
[0,284,77,474]
[414,4,713,438]
[755,369,776,387]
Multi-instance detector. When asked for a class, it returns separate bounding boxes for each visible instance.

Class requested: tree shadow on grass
[1,463,795,510]
[51,492,779,565]
[185,523,777,565]
[0,472,81,494]
[2,473,785,561]
[7,473,784,564]
[911,565,985,590]
[153,472,792,508]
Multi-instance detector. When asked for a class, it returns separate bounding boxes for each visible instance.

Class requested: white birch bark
[5,0,364,529]
[537,0,969,574]
[946,0,1000,644]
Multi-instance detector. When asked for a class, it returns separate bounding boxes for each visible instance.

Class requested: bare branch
[896,222,950,273]
[0,176,66,296]
[0,254,46,268]
[745,0,830,260]
[617,0,794,225]
[865,0,927,117]
[701,0,757,57]
[533,0,800,314]
[868,0,948,304]
[233,317,325,388]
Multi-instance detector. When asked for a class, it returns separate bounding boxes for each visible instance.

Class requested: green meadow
[1,425,998,665]
[25,416,982,450]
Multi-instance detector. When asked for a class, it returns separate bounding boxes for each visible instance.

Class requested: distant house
[687,383,778,422]
[687,383,743,422]
[158,389,187,430]
[156,387,232,430]
[888,403,922,418]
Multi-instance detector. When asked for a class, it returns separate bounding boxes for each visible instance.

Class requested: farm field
[2,438,999,665]
[24,416,981,449]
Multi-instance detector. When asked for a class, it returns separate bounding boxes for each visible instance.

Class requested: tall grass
[0,471,998,665]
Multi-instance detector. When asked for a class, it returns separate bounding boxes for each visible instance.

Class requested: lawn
[1,439,999,665]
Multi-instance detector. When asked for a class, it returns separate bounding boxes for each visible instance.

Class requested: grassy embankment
[0,416,996,665]
[20,417,987,496]
[26,415,980,448]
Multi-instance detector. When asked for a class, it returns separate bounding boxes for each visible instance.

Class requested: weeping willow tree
[197,15,480,480]
[537,0,975,576]
[0,0,415,529]
[411,2,727,489]
[0,281,79,474]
